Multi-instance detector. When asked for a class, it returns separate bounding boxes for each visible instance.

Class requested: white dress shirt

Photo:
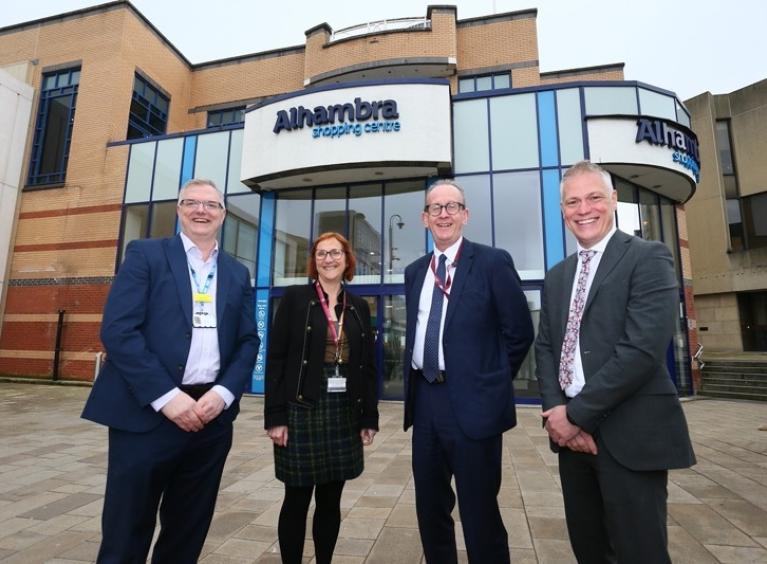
[563,227,617,398]
[151,233,233,411]
[412,237,463,371]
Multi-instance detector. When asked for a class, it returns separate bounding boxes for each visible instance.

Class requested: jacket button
[185,332,191,339]
[177,365,184,372]
[303,360,308,365]
[307,326,312,332]
[298,394,303,400]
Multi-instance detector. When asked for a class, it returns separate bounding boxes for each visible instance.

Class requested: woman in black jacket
[265,231,379,564]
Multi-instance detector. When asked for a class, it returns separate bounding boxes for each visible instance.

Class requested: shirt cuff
[212,384,234,409]
[151,387,180,412]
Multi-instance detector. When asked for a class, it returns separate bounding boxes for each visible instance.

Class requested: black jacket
[264,284,379,431]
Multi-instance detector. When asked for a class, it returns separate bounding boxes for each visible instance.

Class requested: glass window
[273,190,312,285]
[453,99,489,173]
[493,171,545,279]
[490,93,539,170]
[314,186,348,239]
[149,201,178,239]
[349,184,383,285]
[382,294,406,400]
[460,175,492,246]
[675,100,691,128]
[638,189,662,241]
[616,179,640,237]
[223,193,261,282]
[226,129,250,194]
[556,89,584,166]
[119,204,149,261]
[638,88,676,120]
[726,198,744,252]
[584,87,638,115]
[738,291,767,351]
[743,192,767,250]
[458,78,475,93]
[715,121,734,175]
[476,76,492,92]
[384,180,426,284]
[152,138,183,200]
[195,131,229,191]
[514,290,540,398]
[207,106,245,128]
[128,74,169,139]
[124,141,155,203]
[493,73,510,89]
[27,66,80,186]
[660,199,681,278]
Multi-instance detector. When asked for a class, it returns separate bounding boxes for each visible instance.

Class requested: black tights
[278,481,345,564]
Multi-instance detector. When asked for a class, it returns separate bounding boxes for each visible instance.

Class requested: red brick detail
[4,285,112,315]
[0,322,58,350]
[14,240,119,253]
[0,358,52,377]
[18,204,123,220]
[59,360,97,380]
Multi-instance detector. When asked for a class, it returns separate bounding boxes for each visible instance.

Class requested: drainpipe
[52,309,65,381]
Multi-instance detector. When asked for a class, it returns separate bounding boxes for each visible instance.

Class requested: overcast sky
[1,0,765,101]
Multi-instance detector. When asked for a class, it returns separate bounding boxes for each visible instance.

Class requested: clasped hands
[541,405,598,455]
[161,390,225,432]
[265,426,377,448]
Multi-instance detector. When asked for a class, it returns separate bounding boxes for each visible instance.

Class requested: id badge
[193,292,212,303]
[327,377,347,393]
[193,311,217,328]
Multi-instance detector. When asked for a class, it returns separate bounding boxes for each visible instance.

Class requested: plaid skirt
[274,365,364,487]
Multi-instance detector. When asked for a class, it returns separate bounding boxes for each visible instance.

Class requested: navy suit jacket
[82,235,260,433]
[536,230,695,471]
[403,239,534,440]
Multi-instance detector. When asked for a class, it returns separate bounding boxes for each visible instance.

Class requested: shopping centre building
[0,1,701,400]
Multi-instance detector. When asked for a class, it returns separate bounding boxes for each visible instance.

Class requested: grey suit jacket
[536,230,695,471]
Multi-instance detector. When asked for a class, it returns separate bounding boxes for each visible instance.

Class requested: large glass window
[152,138,183,200]
[460,175,492,246]
[638,88,676,121]
[273,190,311,285]
[349,184,382,285]
[453,99,489,173]
[382,295,406,400]
[226,129,250,194]
[149,201,178,239]
[638,189,662,242]
[195,131,229,191]
[313,186,348,239]
[742,192,767,250]
[738,291,767,351]
[514,290,540,397]
[584,86,637,115]
[384,181,426,283]
[27,66,80,186]
[556,89,584,166]
[128,74,169,139]
[118,201,177,262]
[124,141,155,203]
[490,93,539,170]
[493,171,544,279]
[458,72,510,94]
[223,193,261,282]
[207,106,245,128]
[715,120,743,251]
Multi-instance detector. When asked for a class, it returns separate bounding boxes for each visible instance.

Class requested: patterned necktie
[559,250,597,390]
[422,254,447,383]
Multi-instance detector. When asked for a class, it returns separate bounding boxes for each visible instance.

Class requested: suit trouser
[97,417,232,564]
[559,439,670,564]
[411,375,509,564]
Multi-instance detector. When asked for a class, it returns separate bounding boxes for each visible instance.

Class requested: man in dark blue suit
[82,179,259,563]
[403,179,534,563]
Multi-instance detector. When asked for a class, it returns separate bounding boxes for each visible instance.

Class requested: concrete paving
[0,382,765,563]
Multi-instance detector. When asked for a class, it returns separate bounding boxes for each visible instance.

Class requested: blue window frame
[128,74,169,139]
[27,67,80,187]
[458,72,510,94]
[207,106,245,127]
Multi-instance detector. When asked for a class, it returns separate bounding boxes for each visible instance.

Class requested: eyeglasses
[424,201,465,217]
[179,199,224,211]
[315,249,344,260]
[562,194,609,210]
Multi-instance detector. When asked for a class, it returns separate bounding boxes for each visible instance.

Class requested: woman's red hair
[307,232,356,282]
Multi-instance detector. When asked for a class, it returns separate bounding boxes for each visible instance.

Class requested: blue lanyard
[189,261,216,295]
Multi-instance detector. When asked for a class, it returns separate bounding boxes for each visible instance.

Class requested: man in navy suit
[82,179,259,563]
[403,179,534,563]
[536,161,695,563]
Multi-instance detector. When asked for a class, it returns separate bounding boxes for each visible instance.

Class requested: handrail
[693,343,705,370]
[330,18,431,42]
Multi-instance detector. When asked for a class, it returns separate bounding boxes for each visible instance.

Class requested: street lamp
[388,213,404,274]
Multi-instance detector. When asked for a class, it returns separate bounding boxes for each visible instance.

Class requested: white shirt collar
[433,236,463,265]
[180,232,219,261]
[577,227,617,255]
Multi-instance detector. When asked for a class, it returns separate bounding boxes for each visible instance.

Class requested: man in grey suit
[536,161,696,564]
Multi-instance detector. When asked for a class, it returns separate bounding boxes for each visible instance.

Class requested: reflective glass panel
[273,190,312,285]
[382,294,406,400]
[556,89,584,165]
[460,175,492,246]
[638,88,676,120]
[224,193,261,282]
[514,290,540,398]
[314,186,347,239]
[675,101,691,128]
[149,201,178,239]
[152,138,183,200]
[476,76,492,92]
[584,87,638,115]
[639,189,662,241]
[194,131,229,191]
[384,180,426,283]
[120,204,148,261]
[494,73,510,89]
[493,171,545,279]
[490,94,539,170]
[458,78,475,93]
[227,129,250,194]
[453,99,489,173]
[125,142,155,203]
[349,184,383,285]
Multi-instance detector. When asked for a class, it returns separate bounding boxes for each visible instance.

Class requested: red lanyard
[314,281,346,362]
[431,241,463,298]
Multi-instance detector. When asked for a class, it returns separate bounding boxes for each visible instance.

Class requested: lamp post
[388,213,404,274]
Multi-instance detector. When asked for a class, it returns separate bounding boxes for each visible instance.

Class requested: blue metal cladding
[536,91,559,168]
[542,169,565,268]
[256,193,276,288]
[180,136,197,186]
